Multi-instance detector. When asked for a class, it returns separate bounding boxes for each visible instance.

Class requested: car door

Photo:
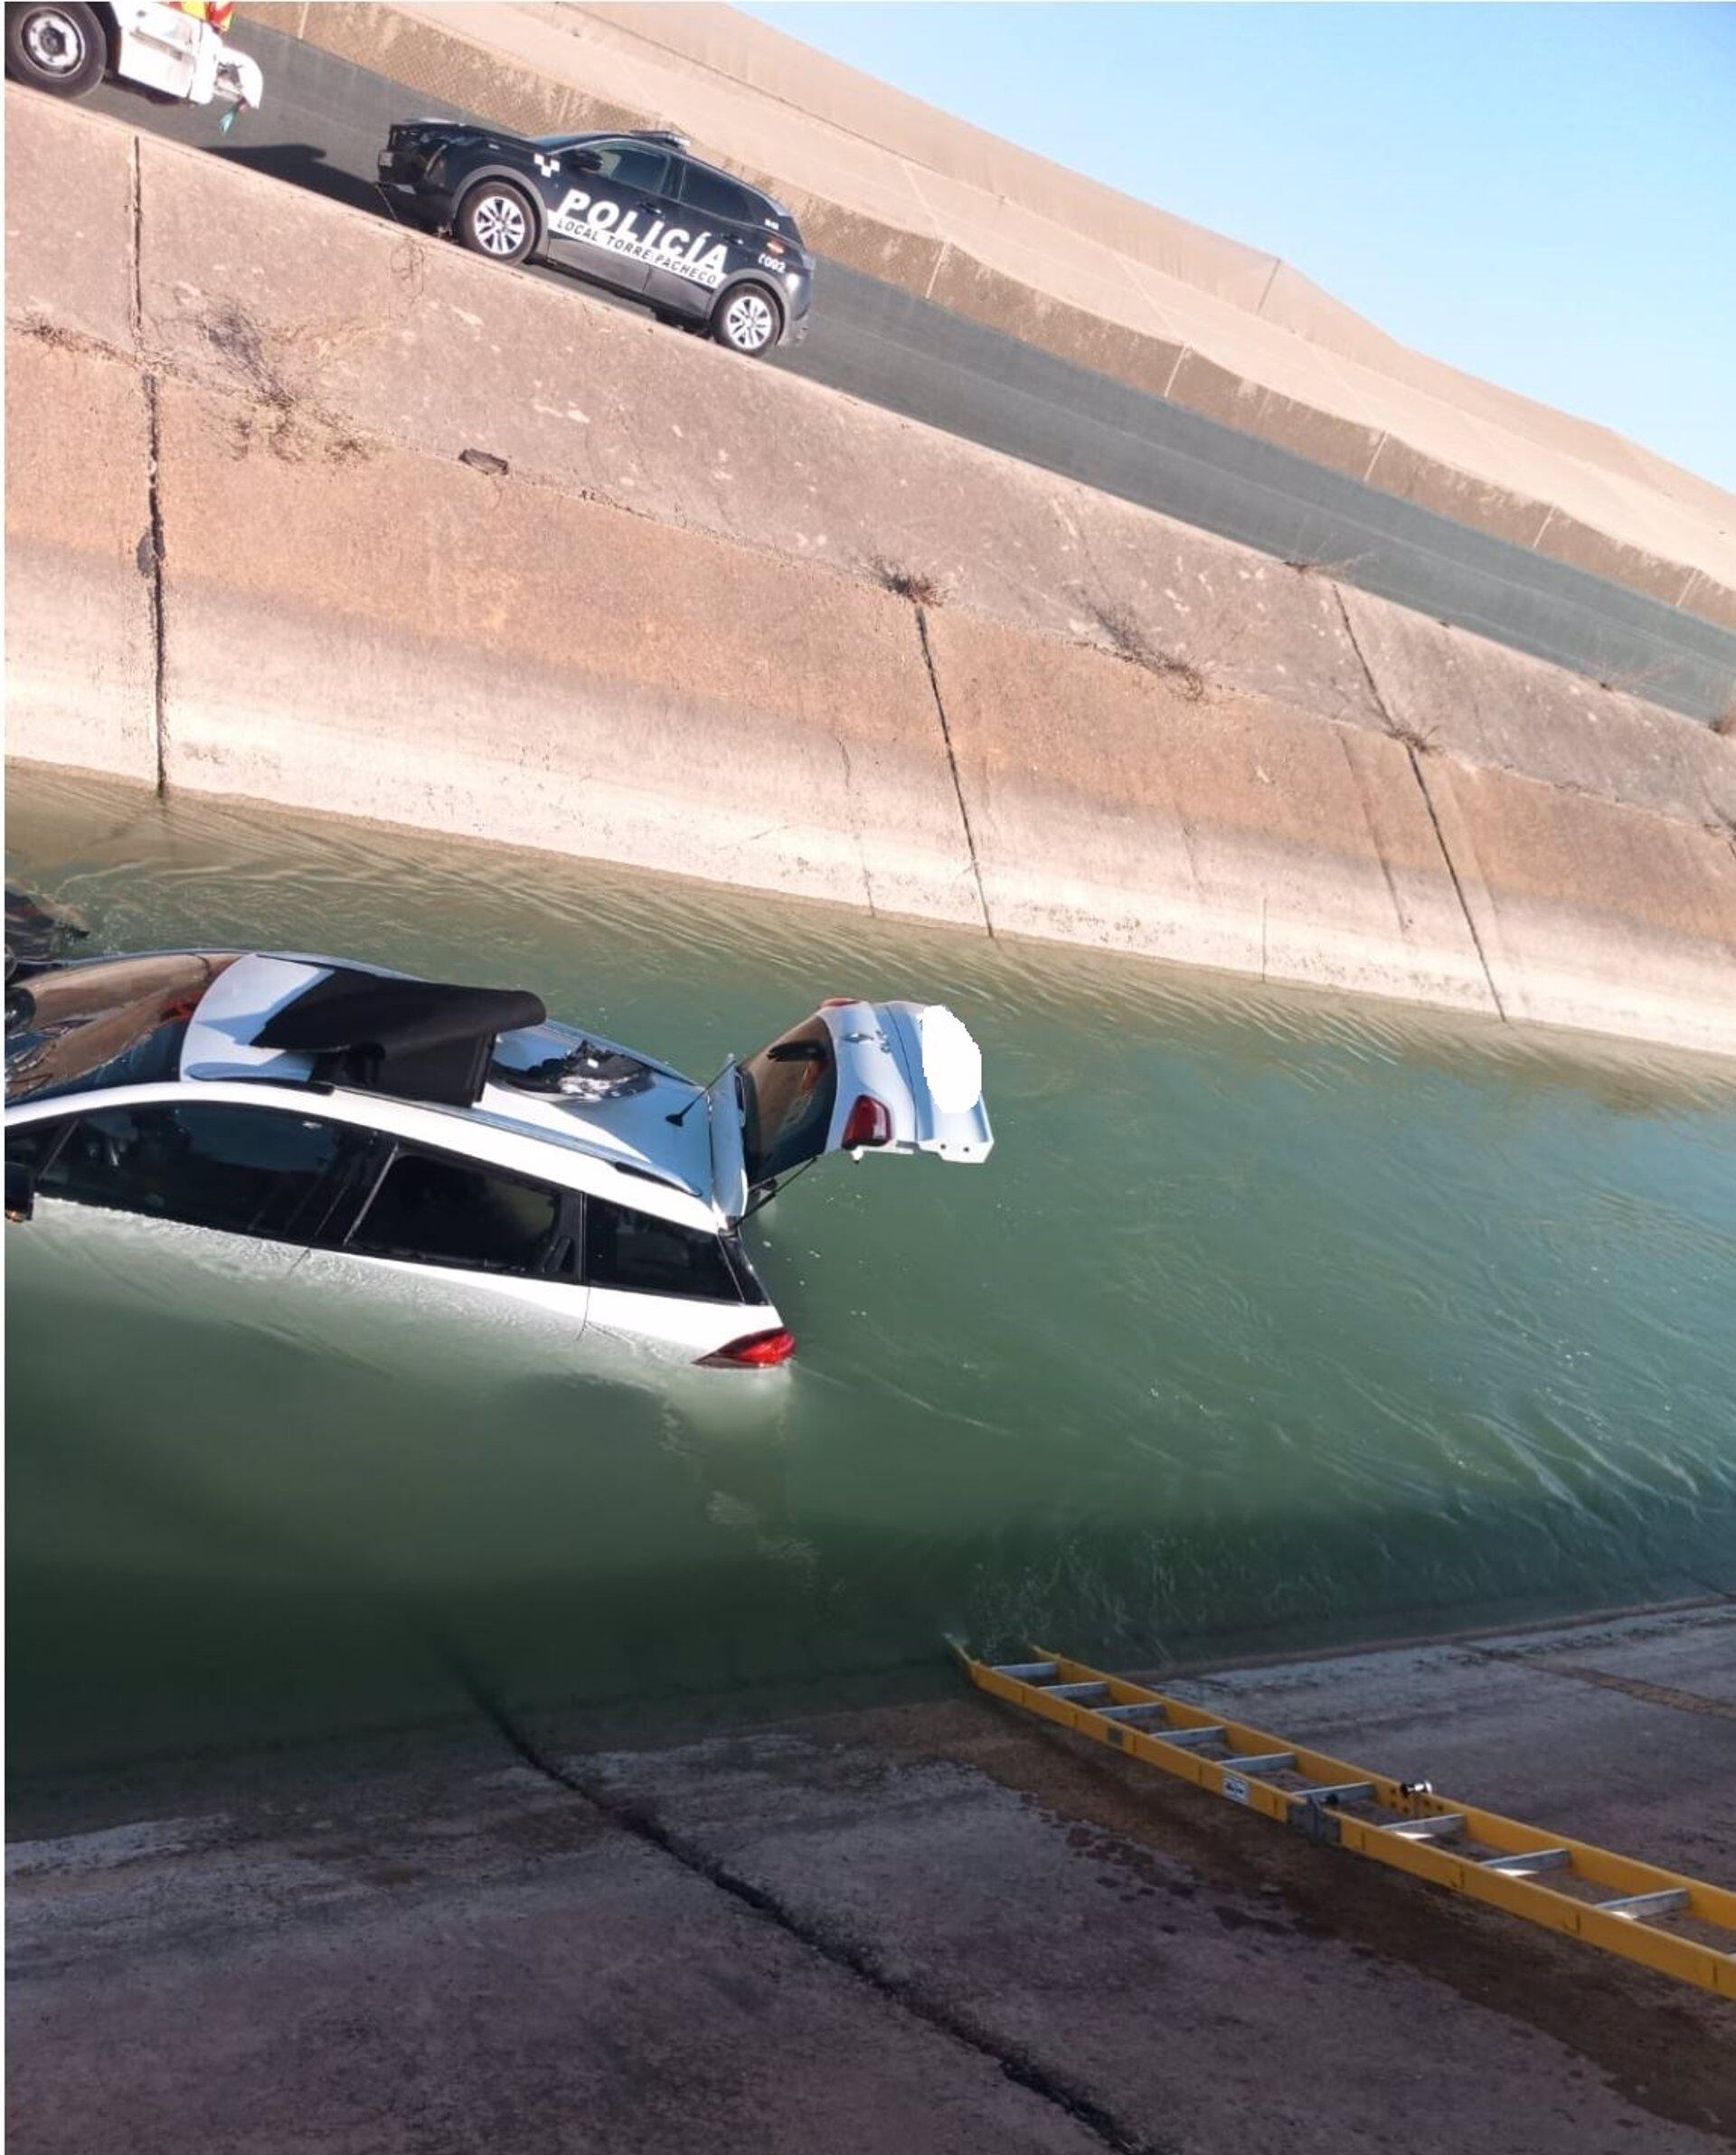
[289,1139,590,1335]
[643,160,760,320]
[580,1192,757,1360]
[542,139,672,296]
[5,1098,372,1280]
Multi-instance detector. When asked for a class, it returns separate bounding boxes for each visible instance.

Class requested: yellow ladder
[957,1644,1736,1999]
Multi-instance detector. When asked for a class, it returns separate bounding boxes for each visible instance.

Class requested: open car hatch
[706,999,992,1219]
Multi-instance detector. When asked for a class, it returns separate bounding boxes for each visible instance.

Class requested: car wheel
[5,1,107,98]
[712,283,781,357]
[455,182,536,265]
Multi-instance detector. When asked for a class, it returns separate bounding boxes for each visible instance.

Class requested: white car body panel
[111,2,261,108]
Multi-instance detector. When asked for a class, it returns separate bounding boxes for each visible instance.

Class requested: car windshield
[5,953,239,1104]
[737,1017,838,1188]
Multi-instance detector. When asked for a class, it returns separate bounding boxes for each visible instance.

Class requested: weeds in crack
[871,559,945,608]
[201,301,373,466]
[1387,716,1440,755]
[1089,601,1207,701]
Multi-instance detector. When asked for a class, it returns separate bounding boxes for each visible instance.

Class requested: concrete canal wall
[7,92,1736,1053]
[233,0,1736,632]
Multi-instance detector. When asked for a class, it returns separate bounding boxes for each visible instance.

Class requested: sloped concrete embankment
[233,0,1736,630]
[6,92,1735,1051]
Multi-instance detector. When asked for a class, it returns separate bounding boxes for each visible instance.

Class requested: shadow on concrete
[212,140,380,219]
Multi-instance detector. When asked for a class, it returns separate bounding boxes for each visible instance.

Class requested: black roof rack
[255,968,546,1109]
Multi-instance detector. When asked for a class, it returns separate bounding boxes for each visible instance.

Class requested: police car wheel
[456,184,535,265]
[712,285,780,356]
[5,1,107,98]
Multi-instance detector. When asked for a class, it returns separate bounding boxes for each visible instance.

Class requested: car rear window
[585,1196,741,1301]
[737,1018,837,1187]
[677,163,769,229]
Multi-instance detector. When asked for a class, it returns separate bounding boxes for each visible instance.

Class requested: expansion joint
[915,606,995,939]
[440,1649,1169,2155]
[1333,585,1507,1021]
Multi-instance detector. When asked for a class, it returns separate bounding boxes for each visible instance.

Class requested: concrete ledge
[6,92,1733,1059]
[3,91,137,354]
[153,376,984,925]
[4,332,157,784]
[236,0,1736,630]
[927,605,1497,1012]
[1426,760,1736,1053]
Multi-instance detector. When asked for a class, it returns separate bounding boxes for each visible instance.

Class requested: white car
[3,948,993,1368]
[4,1,262,112]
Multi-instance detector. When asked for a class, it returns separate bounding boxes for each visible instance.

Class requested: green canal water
[8,767,1736,1784]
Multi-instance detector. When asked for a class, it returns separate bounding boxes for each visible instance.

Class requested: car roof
[8,950,723,1231]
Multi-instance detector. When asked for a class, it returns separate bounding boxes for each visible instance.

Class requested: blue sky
[743,4,1736,491]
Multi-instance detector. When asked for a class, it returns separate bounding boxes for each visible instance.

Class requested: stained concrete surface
[74,29,1736,718]
[8,1607,1734,2154]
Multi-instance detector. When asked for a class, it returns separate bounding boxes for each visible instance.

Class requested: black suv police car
[378,124,812,355]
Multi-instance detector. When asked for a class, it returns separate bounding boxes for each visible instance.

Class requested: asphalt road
[85,24,1736,723]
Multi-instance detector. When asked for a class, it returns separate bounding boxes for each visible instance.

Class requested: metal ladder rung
[1598,1888,1691,1921]
[1221,1752,1296,1774]
[1480,1848,1571,1874]
[1297,1782,1375,1806]
[995,1661,1059,1682]
[1047,1681,1112,1703]
[1150,1725,1226,1750]
[1387,1814,1466,1841]
[1099,1703,1172,1723]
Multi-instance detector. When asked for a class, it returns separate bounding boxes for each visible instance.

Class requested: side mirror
[569,147,602,173]
[5,1160,36,1224]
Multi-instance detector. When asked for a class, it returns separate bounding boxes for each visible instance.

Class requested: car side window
[347,1148,561,1277]
[676,164,766,229]
[585,142,671,194]
[5,1115,73,1175]
[584,1196,741,1302]
[32,1103,369,1242]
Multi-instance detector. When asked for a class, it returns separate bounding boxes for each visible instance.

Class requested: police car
[378,123,813,356]
[4,945,992,1368]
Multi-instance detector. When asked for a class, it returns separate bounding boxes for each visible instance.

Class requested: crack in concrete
[914,606,995,937]
[131,138,170,798]
[1334,585,1508,1021]
[445,1654,1167,2155]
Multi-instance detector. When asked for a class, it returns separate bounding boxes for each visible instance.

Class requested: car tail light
[699,1328,797,1369]
[842,1095,892,1148]
[207,2,236,28]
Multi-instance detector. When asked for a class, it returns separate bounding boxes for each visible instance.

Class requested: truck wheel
[712,284,781,357]
[5,2,107,98]
[455,182,536,265]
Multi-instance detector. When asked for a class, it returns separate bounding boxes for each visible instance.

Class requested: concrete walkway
[8,1606,1733,2153]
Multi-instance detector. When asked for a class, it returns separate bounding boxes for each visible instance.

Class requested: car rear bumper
[376,170,451,230]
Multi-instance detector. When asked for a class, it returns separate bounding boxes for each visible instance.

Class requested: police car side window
[588,143,671,194]
[677,165,765,229]
[585,1196,741,1302]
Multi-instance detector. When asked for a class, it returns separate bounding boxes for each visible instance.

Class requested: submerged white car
[3,949,993,1367]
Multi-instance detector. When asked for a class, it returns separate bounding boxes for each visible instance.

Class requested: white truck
[5,1,261,112]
